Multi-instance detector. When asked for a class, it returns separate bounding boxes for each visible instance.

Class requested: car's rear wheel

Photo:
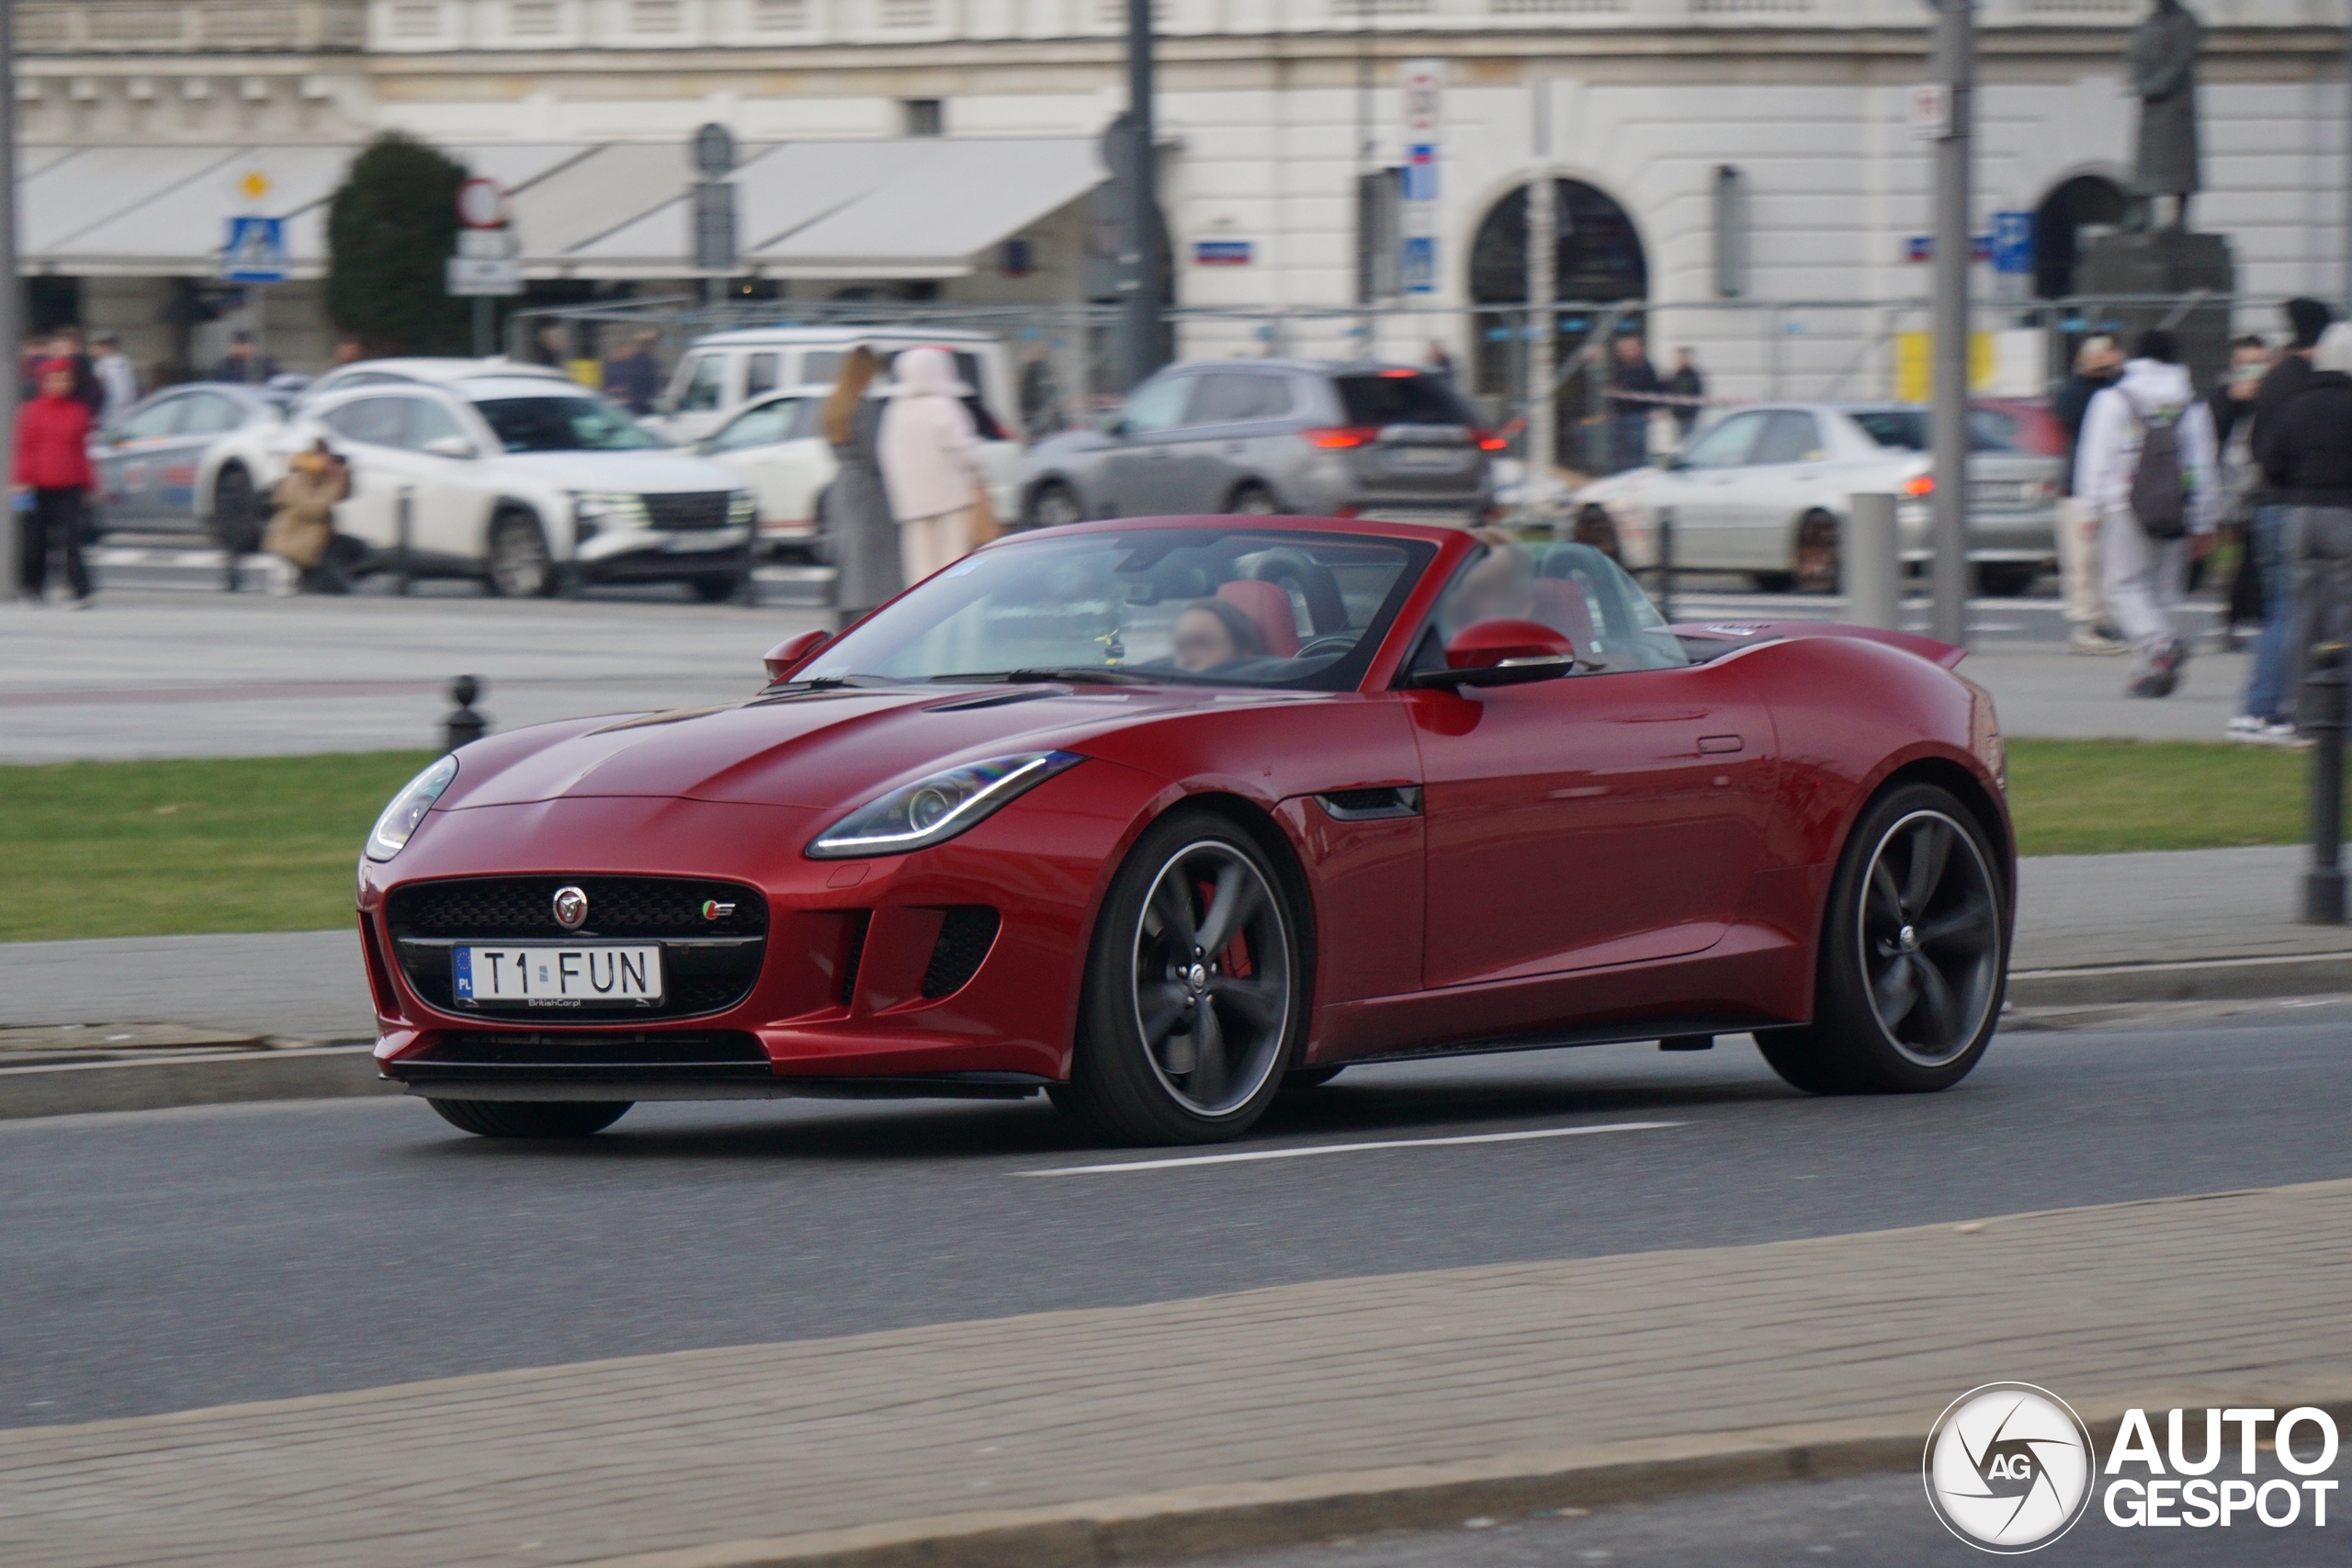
[1229,482,1281,515]
[1756,783,2007,1095]
[1792,511,1841,593]
[210,464,262,556]
[487,511,555,598]
[427,1099,633,1138]
[1053,811,1307,1145]
[1027,481,1083,528]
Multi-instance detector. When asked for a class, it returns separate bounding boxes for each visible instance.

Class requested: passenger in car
[1442,527,1537,633]
[1170,599,1266,672]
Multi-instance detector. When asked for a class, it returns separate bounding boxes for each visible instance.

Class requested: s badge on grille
[552,886,589,931]
[701,899,736,921]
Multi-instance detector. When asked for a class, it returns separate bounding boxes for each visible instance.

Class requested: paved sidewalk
[5,1178,2346,1568]
[1962,646,2254,742]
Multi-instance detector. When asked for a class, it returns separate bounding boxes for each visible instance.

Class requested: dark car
[1016,361,1498,529]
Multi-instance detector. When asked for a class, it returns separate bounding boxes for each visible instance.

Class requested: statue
[2128,0,2202,230]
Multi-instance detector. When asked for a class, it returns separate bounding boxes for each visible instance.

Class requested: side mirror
[423,434,477,459]
[763,629,832,684]
[1410,618,1577,689]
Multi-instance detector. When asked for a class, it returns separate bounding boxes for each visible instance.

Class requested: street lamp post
[1928,0,1973,649]
[1118,0,1162,391]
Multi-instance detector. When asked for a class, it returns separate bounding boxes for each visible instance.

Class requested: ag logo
[1925,1382,2097,1552]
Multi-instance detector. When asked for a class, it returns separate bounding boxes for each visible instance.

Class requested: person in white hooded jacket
[876,345,987,584]
[2074,329,2219,697]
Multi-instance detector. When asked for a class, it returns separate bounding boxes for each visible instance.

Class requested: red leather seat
[1216,580,1301,658]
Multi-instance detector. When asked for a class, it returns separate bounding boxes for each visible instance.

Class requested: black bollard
[1655,508,1678,625]
[2304,643,2346,924]
[444,675,488,754]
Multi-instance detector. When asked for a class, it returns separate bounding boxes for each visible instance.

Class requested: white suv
[291,378,754,598]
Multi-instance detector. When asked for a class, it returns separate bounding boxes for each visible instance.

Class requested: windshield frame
[797,522,1443,694]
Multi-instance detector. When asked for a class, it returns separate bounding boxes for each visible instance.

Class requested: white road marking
[1021,1120,1684,1177]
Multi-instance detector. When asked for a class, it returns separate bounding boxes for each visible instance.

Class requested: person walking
[2228,298,2335,739]
[89,332,140,423]
[2260,321,2352,736]
[2055,335,2127,653]
[211,331,276,385]
[11,359,96,607]
[1605,336,1661,473]
[2205,334,2271,652]
[1665,348,1705,439]
[819,346,902,630]
[604,331,664,416]
[262,440,355,594]
[876,345,988,585]
[2074,329,2219,697]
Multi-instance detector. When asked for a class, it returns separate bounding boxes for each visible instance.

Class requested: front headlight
[366,753,458,862]
[808,751,1084,860]
[573,491,651,530]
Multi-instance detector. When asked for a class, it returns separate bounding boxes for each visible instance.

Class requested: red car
[361,517,2013,1145]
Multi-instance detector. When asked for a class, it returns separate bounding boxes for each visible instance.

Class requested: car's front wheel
[486,511,555,598]
[1757,783,2007,1095]
[210,464,262,556]
[1053,811,1307,1145]
[1026,481,1083,528]
[428,1100,633,1138]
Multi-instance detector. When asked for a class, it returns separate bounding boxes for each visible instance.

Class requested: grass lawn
[0,739,2316,942]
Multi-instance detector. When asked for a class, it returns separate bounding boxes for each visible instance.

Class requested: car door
[1725,409,1838,570]
[706,396,832,536]
[164,393,247,531]
[401,394,500,562]
[1406,545,1778,999]
[1180,371,1296,512]
[1094,371,1200,515]
[316,395,420,547]
[1666,410,1770,568]
[93,393,191,529]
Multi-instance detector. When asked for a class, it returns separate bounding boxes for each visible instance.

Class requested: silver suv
[1016,360,1497,527]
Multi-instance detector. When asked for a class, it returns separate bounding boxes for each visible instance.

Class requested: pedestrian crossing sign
[221,216,288,283]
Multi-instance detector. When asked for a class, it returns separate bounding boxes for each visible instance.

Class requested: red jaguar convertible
[360,517,2012,1144]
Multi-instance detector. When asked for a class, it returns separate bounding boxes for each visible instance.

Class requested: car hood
[491,450,749,493]
[435,682,1310,816]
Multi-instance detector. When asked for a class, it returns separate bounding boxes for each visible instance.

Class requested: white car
[290,378,753,599]
[1568,401,2061,596]
[697,384,1024,554]
[198,358,575,552]
[647,327,1018,446]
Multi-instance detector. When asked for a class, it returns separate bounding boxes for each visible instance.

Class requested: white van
[647,327,1018,446]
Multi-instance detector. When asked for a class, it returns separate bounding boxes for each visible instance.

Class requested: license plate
[1391,446,1464,469]
[453,945,663,1007]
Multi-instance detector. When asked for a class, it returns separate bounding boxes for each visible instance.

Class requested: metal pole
[1928,0,1973,649]
[2344,0,2352,318]
[2305,644,2346,924]
[1656,508,1677,625]
[471,296,492,358]
[1119,0,1160,390]
[394,487,413,597]
[1847,491,1900,630]
[0,0,18,600]
[1526,144,1555,509]
[1355,0,1373,355]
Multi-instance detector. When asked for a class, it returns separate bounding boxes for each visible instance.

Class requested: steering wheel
[1246,549,1349,635]
[1296,631,1360,660]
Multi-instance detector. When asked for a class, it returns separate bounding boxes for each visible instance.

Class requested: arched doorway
[2033,174,2137,299]
[1467,178,1647,470]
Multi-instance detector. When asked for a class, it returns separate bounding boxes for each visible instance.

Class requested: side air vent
[921,907,1001,998]
[1316,785,1423,821]
[839,910,873,1008]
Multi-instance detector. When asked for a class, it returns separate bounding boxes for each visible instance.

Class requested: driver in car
[1170,599,1267,672]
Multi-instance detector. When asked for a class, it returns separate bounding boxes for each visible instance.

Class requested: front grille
[642,491,734,531]
[395,1030,771,1083]
[385,876,766,1021]
[921,907,1001,999]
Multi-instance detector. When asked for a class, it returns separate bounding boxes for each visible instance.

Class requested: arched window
[2033,175,2137,300]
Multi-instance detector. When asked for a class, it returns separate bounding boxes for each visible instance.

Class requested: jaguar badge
[551,886,589,931]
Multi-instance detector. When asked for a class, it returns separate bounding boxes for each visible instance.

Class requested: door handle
[1698,734,1744,754]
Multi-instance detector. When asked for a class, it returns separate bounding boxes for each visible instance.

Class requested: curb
[579,1395,2352,1568]
[2006,949,2352,1007]
[0,1044,394,1120]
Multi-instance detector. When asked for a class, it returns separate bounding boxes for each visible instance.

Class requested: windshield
[1335,372,1474,427]
[798,526,1435,691]
[477,396,662,453]
[1851,409,2026,455]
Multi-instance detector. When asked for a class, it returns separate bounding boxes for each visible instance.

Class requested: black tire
[210,465,262,556]
[1053,810,1309,1145]
[1750,571,1796,593]
[688,573,739,604]
[486,511,555,598]
[1228,482,1281,516]
[1027,481,1083,529]
[1281,1066,1345,1090]
[427,1099,633,1138]
[1976,563,2039,598]
[1792,511,1841,594]
[1756,783,2007,1095]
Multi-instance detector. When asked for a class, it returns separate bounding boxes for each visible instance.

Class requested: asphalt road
[1179,1471,2333,1567]
[9,1012,2351,1429]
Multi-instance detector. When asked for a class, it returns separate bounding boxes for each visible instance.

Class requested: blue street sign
[1400,235,1438,294]
[1193,239,1253,266]
[221,216,287,283]
[1990,210,2036,275]
[1401,144,1439,205]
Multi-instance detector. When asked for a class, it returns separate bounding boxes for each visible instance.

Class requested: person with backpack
[2258,321,2352,728]
[2074,329,2219,697]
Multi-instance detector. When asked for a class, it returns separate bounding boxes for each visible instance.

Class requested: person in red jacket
[12,359,96,605]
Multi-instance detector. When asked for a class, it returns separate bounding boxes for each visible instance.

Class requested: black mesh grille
[642,491,733,531]
[1323,787,1400,812]
[921,907,1001,999]
[394,1030,770,1083]
[839,910,871,1008]
[385,876,765,1021]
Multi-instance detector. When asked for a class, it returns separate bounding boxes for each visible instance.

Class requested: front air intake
[920,908,1001,998]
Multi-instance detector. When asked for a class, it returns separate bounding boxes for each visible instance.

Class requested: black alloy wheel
[487,511,555,598]
[1792,511,1841,594]
[1054,811,1306,1145]
[1027,481,1083,528]
[1757,783,2007,1094]
[428,1099,633,1138]
[211,465,262,556]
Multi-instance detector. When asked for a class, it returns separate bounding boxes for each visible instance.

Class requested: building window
[901,99,944,137]
[753,0,808,28]
[877,0,935,25]
[508,1,559,35]
[1355,169,1400,304]
[389,4,441,39]
[628,0,683,30]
